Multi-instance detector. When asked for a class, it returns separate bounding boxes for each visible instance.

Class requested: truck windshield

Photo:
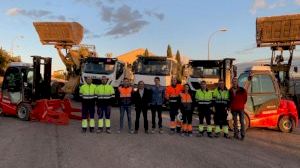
[84,62,115,74]
[238,72,249,87]
[135,60,171,76]
[191,66,219,78]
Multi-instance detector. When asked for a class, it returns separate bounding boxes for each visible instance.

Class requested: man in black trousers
[133,81,152,134]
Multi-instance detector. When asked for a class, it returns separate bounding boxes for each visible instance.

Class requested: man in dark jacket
[133,81,152,134]
[229,77,247,140]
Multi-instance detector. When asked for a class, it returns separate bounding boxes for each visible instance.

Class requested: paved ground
[0,106,300,168]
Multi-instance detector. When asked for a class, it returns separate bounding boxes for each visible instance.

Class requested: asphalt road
[0,106,300,168]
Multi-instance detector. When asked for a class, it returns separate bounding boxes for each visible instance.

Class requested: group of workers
[79,76,247,140]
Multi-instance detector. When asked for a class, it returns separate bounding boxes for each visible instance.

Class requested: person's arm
[165,87,169,100]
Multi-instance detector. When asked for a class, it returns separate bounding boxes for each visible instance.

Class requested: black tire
[278,116,295,133]
[17,103,32,121]
[228,114,249,131]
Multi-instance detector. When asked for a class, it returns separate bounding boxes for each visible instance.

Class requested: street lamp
[10,35,24,57]
[207,28,228,60]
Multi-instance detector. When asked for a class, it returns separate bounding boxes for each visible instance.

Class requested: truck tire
[228,114,249,131]
[17,103,31,121]
[278,116,295,133]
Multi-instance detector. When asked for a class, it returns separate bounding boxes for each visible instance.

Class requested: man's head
[200,81,207,90]
[86,76,92,85]
[232,77,238,89]
[154,77,160,86]
[218,79,225,90]
[123,78,129,87]
[101,76,108,84]
[138,81,144,90]
[171,77,177,86]
[184,84,190,92]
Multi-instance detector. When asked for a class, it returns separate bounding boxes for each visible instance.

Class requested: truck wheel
[228,114,249,131]
[17,103,31,121]
[278,116,295,133]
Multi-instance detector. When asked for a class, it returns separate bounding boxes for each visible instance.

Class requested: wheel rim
[282,120,292,130]
[18,107,27,119]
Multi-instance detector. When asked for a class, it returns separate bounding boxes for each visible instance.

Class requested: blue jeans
[232,110,245,137]
[120,106,132,130]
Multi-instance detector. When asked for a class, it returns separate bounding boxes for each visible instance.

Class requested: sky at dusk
[0,0,300,70]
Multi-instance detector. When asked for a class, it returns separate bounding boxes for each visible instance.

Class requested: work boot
[89,127,95,133]
[181,132,186,137]
[234,134,239,140]
[159,128,163,134]
[170,129,175,135]
[214,132,221,138]
[176,127,181,133]
[106,128,111,134]
[197,131,204,137]
[207,132,213,138]
[240,135,245,141]
[97,128,103,133]
[82,128,87,133]
[224,133,231,139]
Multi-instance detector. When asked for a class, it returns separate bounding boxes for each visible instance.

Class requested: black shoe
[234,134,239,140]
[197,131,204,137]
[97,128,103,133]
[82,128,87,133]
[207,132,213,138]
[89,127,95,133]
[215,133,221,138]
[224,134,231,139]
[134,130,138,134]
[176,127,181,133]
[240,135,245,141]
[106,128,111,134]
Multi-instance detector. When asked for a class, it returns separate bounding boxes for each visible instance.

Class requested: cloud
[295,0,300,5]
[145,10,165,21]
[101,4,150,37]
[6,7,69,21]
[84,28,102,39]
[250,0,286,14]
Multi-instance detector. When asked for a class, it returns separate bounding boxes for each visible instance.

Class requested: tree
[144,48,149,56]
[175,50,182,82]
[0,48,9,75]
[167,44,172,58]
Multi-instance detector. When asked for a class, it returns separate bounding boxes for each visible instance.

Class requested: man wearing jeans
[229,77,247,140]
[118,78,134,134]
[150,77,165,134]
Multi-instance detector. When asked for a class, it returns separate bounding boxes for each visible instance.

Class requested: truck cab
[185,58,235,91]
[132,56,178,88]
[236,66,298,132]
[80,57,125,87]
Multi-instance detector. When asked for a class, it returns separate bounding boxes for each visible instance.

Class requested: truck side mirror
[294,66,298,73]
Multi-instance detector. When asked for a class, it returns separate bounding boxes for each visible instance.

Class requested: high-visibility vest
[118,86,132,98]
[213,88,229,105]
[95,84,115,99]
[79,84,96,99]
[165,84,183,103]
[195,89,213,105]
[180,93,192,103]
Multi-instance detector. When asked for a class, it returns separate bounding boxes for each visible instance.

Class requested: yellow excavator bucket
[33,22,84,46]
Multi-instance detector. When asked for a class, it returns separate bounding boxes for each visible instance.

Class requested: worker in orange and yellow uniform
[79,76,96,133]
[180,84,194,137]
[118,78,134,134]
[95,76,115,134]
[165,77,184,134]
[195,80,213,137]
[213,79,230,138]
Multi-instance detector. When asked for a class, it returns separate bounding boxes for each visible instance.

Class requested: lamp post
[207,28,228,60]
[10,35,24,57]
